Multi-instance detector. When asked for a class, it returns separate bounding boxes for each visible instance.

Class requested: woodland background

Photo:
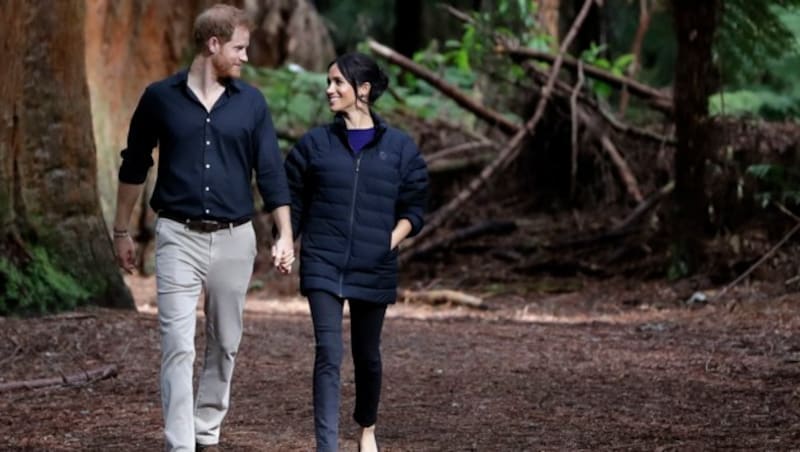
[3,0,800,313]
[2,1,800,450]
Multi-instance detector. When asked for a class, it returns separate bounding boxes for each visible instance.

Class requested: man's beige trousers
[155,217,256,451]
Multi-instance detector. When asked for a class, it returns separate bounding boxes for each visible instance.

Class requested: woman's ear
[358,81,372,100]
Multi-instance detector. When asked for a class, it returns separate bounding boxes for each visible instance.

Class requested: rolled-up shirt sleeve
[396,138,428,237]
[118,86,158,184]
[253,98,291,212]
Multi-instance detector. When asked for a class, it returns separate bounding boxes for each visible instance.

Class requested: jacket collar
[332,110,388,149]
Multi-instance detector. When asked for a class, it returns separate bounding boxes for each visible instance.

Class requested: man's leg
[308,290,345,452]
[194,223,256,446]
[156,218,209,452]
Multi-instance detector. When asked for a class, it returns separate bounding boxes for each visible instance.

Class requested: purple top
[347,128,376,153]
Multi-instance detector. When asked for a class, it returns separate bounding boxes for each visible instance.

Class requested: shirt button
[205,209,210,214]
[205,164,211,169]
[206,140,211,146]
[206,117,211,123]
[205,186,210,191]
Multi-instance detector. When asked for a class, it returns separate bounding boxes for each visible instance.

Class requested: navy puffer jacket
[285,113,428,303]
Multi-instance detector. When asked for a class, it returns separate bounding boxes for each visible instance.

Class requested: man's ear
[207,36,221,54]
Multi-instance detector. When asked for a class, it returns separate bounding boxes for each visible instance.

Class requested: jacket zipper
[339,154,362,297]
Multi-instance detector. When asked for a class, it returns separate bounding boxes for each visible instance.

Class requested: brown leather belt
[159,211,250,233]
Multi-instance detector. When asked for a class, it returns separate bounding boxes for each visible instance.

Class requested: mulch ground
[1,273,800,451]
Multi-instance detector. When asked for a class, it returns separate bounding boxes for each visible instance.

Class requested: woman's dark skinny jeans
[307,290,387,452]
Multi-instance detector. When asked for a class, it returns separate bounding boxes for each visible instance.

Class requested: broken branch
[719,203,800,308]
[601,135,644,203]
[0,364,118,392]
[368,38,519,134]
[402,0,600,254]
[400,289,486,309]
[496,45,672,114]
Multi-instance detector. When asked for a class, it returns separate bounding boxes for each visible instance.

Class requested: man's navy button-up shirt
[118,70,290,222]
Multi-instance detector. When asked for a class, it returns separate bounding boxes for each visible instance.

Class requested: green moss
[0,246,92,316]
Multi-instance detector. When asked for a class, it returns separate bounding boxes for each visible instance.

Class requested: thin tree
[669,0,720,276]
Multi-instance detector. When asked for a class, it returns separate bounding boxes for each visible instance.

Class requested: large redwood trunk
[0,0,134,312]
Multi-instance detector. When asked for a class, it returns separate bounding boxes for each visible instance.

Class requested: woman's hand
[390,219,413,251]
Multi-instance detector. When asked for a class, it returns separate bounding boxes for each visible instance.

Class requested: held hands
[271,235,295,274]
[113,232,137,274]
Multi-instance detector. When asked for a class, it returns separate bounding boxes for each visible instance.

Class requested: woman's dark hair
[329,52,389,105]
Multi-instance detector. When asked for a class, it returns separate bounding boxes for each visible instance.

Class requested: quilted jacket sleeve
[284,135,312,240]
[396,137,429,237]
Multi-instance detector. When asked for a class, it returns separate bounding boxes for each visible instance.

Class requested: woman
[284,52,428,452]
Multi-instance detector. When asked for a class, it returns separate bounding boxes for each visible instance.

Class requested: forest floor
[1,267,800,451]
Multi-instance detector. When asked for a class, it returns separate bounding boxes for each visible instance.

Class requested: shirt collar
[170,68,243,93]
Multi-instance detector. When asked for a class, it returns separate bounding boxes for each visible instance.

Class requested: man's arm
[112,182,145,273]
[270,205,294,274]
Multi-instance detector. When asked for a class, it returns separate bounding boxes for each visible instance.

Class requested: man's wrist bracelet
[113,229,129,238]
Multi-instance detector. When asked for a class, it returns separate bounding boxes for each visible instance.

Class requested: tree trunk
[0,0,134,312]
[670,0,720,276]
[85,0,204,263]
[245,0,336,71]
[539,0,561,47]
[394,0,423,57]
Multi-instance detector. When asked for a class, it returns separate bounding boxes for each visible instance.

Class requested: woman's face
[326,64,355,113]
[326,64,368,114]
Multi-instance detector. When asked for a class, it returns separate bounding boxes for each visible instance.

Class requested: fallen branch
[439,3,473,23]
[597,105,675,145]
[402,0,600,254]
[0,364,118,392]
[611,181,674,232]
[41,313,97,322]
[719,203,800,309]
[440,1,669,115]
[368,39,519,134]
[427,153,494,173]
[405,220,517,261]
[400,289,486,309]
[442,1,674,148]
[524,61,675,145]
[601,135,644,203]
[426,141,496,163]
[496,45,672,114]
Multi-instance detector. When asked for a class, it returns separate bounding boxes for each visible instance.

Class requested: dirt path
[1,276,799,451]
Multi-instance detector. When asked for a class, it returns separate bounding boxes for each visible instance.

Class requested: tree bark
[0,0,134,310]
[670,0,719,275]
[245,0,336,71]
[539,0,561,47]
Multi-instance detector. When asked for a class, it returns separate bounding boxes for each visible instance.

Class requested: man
[111,4,293,451]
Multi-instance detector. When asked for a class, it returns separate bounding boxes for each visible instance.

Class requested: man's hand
[271,235,295,274]
[114,234,137,274]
